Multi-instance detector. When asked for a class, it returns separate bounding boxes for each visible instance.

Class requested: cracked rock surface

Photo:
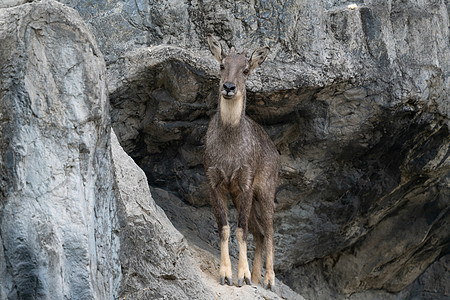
[0,1,119,298]
[1,0,449,299]
[0,1,209,299]
[0,1,303,299]
[71,0,449,298]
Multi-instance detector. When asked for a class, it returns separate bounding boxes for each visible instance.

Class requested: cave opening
[108,47,449,297]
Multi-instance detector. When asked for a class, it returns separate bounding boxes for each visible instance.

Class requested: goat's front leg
[219,224,232,286]
[236,189,253,287]
[210,188,232,286]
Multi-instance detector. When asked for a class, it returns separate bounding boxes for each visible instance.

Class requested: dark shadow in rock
[109,46,450,299]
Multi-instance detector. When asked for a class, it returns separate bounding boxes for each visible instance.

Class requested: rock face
[69,0,449,298]
[111,131,213,299]
[0,1,214,299]
[3,0,448,299]
[0,1,119,298]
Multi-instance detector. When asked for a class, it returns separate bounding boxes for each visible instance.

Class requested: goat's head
[207,35,269,101]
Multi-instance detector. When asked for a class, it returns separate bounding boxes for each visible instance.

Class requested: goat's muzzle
[222,82,236,99]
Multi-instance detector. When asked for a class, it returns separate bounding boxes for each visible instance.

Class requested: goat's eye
[243,68,250,75]
[220,64,225,70]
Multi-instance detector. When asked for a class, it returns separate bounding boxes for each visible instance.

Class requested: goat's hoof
[246,277,253,286]
[220,276,233,286]
[237,278,243,287]
[227,277,233,286]
[263,282,276,292]
[237,277,252,287]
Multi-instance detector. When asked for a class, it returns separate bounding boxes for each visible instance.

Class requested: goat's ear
[249,46,270,74]
[207,34,225,63]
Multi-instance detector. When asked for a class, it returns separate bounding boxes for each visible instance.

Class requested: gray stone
[107,43,449,298]
[402,254,450,299]
[111,130,213,299]
[0,0,31,9]
[99,0,450,297]
[0,2,216,300]
[0,1,119,298]
[5,0,448,299]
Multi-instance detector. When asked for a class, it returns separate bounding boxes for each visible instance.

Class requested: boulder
[0,1,118,298]
[111,130,213,299]
[0,1,214,299]
[55,0,450,298]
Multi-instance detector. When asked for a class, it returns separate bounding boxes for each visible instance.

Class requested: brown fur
[204,35,279,290]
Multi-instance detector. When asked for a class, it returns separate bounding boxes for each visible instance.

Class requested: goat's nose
[223,82,236,92]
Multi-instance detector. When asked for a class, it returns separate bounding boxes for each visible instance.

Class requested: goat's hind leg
[249,205,264,284]
[262,214,275,291]
[255,178,277,291]
[261,195,276,291]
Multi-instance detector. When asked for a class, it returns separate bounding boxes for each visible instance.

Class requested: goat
[203,35,280,291]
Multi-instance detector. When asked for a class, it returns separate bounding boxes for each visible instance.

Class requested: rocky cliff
[0,1,211,299]
[63,0,449,298]
[1,0,449,299]
[0,1,119,298]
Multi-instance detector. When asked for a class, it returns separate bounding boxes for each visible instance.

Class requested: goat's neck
[219,93,245,127]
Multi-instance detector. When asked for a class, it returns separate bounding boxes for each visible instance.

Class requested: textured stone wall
[111,131,213,299]
[0,1,119,298]
[70,0,450,297]
[9,0,448,299]
[0,1,214,299]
